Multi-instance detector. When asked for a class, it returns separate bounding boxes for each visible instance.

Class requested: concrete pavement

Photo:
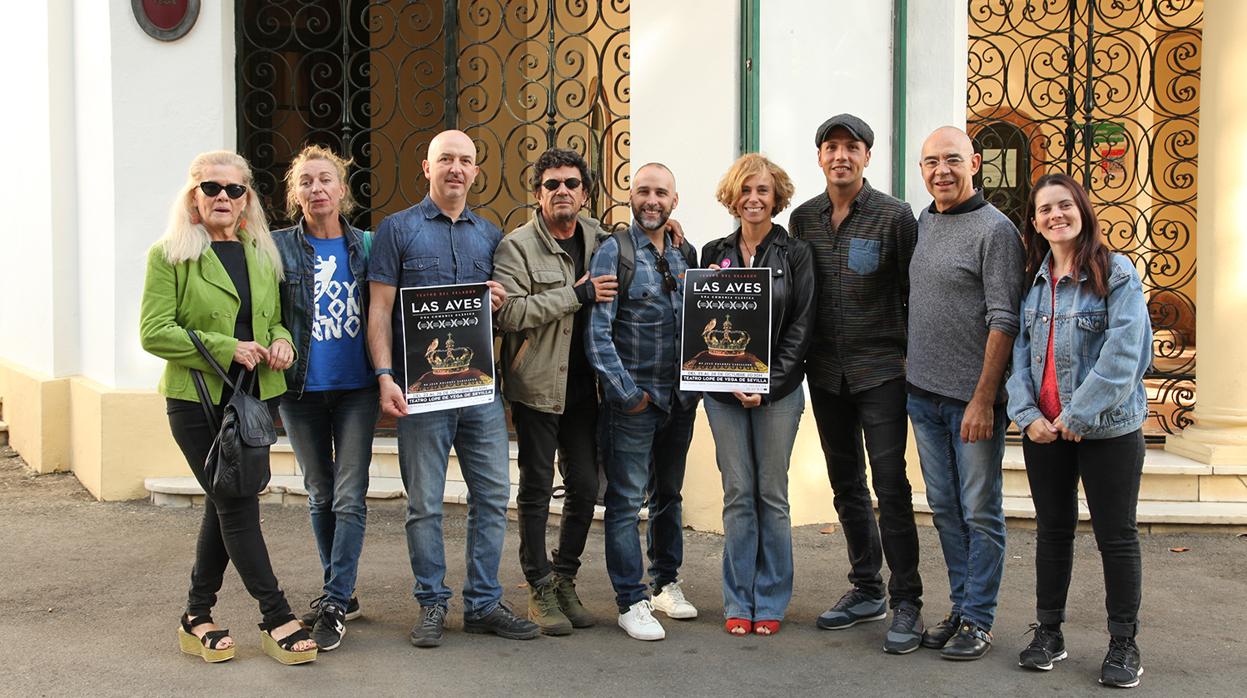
[3,448,1245,697]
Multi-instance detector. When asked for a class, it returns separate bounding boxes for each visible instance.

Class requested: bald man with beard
[368,129,540,647]
[906,126,1024,661]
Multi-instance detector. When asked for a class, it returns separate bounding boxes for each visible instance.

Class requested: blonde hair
[283,143,357,220]
[714,153,795,218]
[156,150,283,279]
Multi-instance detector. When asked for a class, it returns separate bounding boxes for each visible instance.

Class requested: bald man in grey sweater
[907,127,1025,662]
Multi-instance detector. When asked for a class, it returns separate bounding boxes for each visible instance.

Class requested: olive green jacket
[139,240,294,403]
[493,212,606,413]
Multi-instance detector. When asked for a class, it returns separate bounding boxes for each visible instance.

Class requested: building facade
[2,0,1244,525]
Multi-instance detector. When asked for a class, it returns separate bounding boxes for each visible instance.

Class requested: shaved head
[423,129,480,214]
[919,126,981,211]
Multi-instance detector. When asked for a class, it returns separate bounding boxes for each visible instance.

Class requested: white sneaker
[618,600,665,641]
[651,580,698,619]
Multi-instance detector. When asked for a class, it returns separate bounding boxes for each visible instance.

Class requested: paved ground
[3,446,1245,697]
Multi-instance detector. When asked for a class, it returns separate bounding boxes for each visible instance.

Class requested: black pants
[810,378,923,607]
[1023,429,1144,637]
[167,398,293,626]
[512,397,600,585]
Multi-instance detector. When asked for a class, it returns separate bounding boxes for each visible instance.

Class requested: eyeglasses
[651,249,678,293]
[199,181,248,199]
[540,177,583,191]
[919,155,966,170]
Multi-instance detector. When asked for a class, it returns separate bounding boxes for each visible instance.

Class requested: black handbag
[187,330,275,498]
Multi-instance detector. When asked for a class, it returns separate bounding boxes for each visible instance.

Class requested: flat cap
[814,114,874,149]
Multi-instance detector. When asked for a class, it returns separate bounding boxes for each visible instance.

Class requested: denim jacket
[1006,251,1152,439]
[273,215,371,397]
[586,223,698,413]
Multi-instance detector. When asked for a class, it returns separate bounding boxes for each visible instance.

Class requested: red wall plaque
[132,0,199,42]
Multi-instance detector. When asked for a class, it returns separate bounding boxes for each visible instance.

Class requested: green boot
[528,578,573,636]
[552,574,595,628]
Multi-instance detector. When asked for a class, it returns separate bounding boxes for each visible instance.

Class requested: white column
[1165,0,1247,464]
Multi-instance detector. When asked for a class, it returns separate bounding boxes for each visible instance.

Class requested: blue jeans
[907,392,1007,629]
[279,385,379,608]
[602,401,697,611]
[395,394,510,618]
[704,388,804,621]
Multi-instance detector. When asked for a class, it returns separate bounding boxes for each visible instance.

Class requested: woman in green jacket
[139,150,316,665]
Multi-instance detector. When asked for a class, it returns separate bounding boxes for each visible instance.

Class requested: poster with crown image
[680,268,771,393]
[399,282,495,414]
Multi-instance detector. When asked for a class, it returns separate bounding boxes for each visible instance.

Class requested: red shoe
[725,618,753,636]
[754,620,780,635]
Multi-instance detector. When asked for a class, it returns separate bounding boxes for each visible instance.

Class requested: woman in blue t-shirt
[273,145,378,651]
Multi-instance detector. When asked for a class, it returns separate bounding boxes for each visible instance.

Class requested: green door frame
[740,0,760,154]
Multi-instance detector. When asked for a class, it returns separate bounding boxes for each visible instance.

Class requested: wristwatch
[374,368,395,379]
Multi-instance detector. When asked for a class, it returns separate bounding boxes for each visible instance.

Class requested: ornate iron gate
[236,0,631,234]
[967,0,1201,437]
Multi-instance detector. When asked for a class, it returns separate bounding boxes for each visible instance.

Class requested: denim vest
[273,216,371,397]
[1006,251,1152,439]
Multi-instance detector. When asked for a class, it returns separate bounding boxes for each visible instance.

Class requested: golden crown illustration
[702,315,751,357]
[425,333,474,375]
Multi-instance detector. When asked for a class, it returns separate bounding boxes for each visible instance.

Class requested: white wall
[761,0,896,225]
[0,3,61,376]
[630,0,740,250]
[904,0,968,212]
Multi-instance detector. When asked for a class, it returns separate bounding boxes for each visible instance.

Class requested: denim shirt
[368,196,503,386]
[586,223,697,413]
[274,215,371,397]
[1006,251,1152,439]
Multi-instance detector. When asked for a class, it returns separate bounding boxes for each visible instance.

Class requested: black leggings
[1023,428,1144,637]
[167,398,293,626]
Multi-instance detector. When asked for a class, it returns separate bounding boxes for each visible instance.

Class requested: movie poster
[399,283,495,413]
[680,268,771,393]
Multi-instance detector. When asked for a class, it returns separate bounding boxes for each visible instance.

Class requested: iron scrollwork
[968,0,1201,438]
[236,0,631,235]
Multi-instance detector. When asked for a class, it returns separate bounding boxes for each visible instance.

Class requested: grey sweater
[907,202,1024,403]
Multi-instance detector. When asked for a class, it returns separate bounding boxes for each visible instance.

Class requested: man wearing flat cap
[789,114,924,655]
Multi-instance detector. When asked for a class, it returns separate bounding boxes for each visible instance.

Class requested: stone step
[0,420,8,447]
[913,495,1247,526]
[269,437,521,482]
[144,475,613,522]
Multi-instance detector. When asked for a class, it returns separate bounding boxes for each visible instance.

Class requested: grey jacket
[493,212,606,413]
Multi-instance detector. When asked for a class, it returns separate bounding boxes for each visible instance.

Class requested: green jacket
[139,240,294,403]
[493,212,605,413]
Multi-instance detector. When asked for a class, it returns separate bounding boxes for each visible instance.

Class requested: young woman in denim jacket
[1005,174,1152,688]
[273,145,378,651]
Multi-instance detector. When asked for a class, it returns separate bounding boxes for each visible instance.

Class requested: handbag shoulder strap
[189,369,220,432]
[186,329,237,391]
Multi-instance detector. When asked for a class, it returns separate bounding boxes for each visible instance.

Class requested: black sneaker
[1100,636,1143,688]
[882,601,924,654]
[816,588,887,630]
[301,595,361,627]
[410,605,447,648]
[463,602,540,640]
[940,621,992,661]
[312,601,346,651]
[921,612,961,649]
[1018,624,1067,671]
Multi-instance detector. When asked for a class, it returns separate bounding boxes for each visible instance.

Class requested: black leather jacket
[700,224,815,404]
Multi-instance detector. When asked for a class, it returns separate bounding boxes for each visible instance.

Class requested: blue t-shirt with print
[305,235,373,391]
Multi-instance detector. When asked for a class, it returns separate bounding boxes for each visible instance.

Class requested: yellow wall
[0,360,187,500]
[0,359,70,474]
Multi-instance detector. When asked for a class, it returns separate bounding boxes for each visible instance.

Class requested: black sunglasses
[652,249,678,293]
[199,181,248,199]
[540,177,583,191]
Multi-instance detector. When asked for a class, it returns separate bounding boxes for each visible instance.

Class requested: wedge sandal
[178,613,235,663]
[259,618,318,665]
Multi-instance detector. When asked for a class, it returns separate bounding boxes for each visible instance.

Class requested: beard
[548,205,579,225]
[633,205,670,231]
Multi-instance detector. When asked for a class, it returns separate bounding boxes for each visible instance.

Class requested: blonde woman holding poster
[699,153,815,636]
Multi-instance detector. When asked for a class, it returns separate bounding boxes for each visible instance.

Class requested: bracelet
[374,368,395,378]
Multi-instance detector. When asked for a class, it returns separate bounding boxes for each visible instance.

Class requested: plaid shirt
[789,179,917,394]
[585,223,696,413]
